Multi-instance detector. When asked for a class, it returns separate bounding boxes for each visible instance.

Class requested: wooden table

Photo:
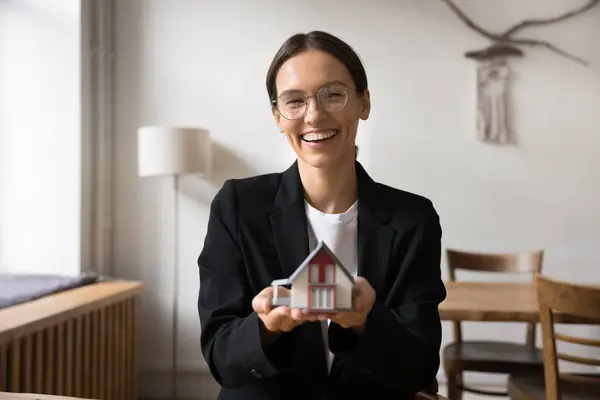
[439,281,538,322]
[440,281,600,324]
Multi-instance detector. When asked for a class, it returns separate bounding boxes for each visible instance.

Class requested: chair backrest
[536,274,600,400]
[446,249,544,344]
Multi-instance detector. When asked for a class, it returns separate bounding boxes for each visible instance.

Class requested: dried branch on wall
[441,0,600,66]
[440,0,599,145]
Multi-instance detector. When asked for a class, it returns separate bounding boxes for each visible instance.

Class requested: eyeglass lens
[276,83,349,120]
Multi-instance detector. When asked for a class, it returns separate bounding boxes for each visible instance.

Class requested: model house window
[310,263,336,284]
[325,264,335,284]
[310,287,334,310]
[310,264,320,283]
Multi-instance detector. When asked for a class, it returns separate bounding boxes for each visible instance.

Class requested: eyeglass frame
[270,81,362,120]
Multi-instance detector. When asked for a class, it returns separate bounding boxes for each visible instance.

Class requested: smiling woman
[266,32,369,175]
[197,30,447,400]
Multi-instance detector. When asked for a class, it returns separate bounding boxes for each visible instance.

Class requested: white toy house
[270,241,355,312]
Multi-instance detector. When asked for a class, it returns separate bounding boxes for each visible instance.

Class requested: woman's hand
[329,277,376,332]
[252,286,304,332]
[252,277,376,334]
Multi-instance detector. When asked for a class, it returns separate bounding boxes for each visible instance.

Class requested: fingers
[353,276,367,290]
[260,306,289,332]
[255,285,346,333]
[352,277,374,313]
[252,286,273,314]
[271,306,294,332]
[263,306,305,332]
[253,286,293,314]
[261,307,333,333]
[291,308,321,322]
[290,308,304,320]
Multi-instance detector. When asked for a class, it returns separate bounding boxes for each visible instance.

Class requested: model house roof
[270,240,356,286]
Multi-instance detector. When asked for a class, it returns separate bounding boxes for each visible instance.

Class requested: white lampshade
[137,126,211,177]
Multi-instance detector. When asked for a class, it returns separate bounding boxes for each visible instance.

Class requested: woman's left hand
[329,276,376,332]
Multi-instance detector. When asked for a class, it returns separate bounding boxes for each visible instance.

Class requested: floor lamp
[137,126,212,400]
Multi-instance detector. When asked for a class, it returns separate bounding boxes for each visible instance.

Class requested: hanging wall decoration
[441,0,599,145]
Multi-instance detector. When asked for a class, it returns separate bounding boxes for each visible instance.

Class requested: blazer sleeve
[197,180,287,388]
[328,200,447,396]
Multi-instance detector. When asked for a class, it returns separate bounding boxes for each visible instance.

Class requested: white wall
[113,0,600,397]
[0,0,83,276]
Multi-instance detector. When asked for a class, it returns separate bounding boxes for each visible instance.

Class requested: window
[310,287,335,310]
[0,1,111,275]
[309,263,336,284]
[325,264,335,284]
[310,263,320,283]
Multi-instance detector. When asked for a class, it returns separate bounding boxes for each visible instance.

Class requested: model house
[270,241,355,312]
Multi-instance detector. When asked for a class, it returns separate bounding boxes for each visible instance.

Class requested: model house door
[310,287,334,310]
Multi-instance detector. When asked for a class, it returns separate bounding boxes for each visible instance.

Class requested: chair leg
[446,370,463,400]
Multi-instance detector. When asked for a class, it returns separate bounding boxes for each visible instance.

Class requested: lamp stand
[172,174,180,400]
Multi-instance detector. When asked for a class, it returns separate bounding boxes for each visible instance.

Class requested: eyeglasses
[272,82,357,120]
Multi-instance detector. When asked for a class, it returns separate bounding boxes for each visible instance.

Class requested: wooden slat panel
[0,344,7,390]
[91,310,99,399]
[126,299,134,400]
[106,304,113,400]
[120,301,127,400]
[98,308,106,400]
[74,317,82,397]
[113,303,120,400]
[44,327,54,394]
[23,335,32,393]
[56,324,64,395]
[128,298,136,400]
[11,339,20,392]
[131,299,139,399]
[65,319,74,397]
[0,281,143,345]
[83,314,91,399]
[34,332,43,393]
[0,282,143,400]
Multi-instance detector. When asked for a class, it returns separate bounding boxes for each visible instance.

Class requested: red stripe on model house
[306,248,338,310]
[319,263,325,282]
[310,249,336,283]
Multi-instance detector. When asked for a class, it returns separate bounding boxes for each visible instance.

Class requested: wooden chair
[442,249,545,399]
[507,274,600,400]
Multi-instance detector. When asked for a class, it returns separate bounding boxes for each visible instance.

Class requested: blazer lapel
[269,161,329,378]
[356,162,397,296]
[269,160,397,295]
[270,161,310,280]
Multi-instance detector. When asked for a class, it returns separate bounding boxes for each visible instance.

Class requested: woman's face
[272,50,370,169]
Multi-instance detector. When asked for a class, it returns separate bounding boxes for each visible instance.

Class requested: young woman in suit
[197,30,446,400]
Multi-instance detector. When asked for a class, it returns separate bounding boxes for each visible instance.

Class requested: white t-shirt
[305,199,358,373]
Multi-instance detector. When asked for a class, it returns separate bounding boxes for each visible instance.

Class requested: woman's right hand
[252,286,303,333]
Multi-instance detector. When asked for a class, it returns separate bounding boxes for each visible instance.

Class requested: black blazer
[197,161,447,400]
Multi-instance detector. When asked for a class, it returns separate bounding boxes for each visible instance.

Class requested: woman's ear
[359,89,371,120]
[272,106,283,132]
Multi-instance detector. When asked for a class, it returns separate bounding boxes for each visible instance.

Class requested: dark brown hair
[266,31,368,159]
[266,30,368,104]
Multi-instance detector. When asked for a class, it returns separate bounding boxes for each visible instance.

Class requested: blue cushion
[0,273,98,309]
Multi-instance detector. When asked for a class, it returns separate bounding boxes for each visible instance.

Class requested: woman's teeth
[302,131,338,142]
